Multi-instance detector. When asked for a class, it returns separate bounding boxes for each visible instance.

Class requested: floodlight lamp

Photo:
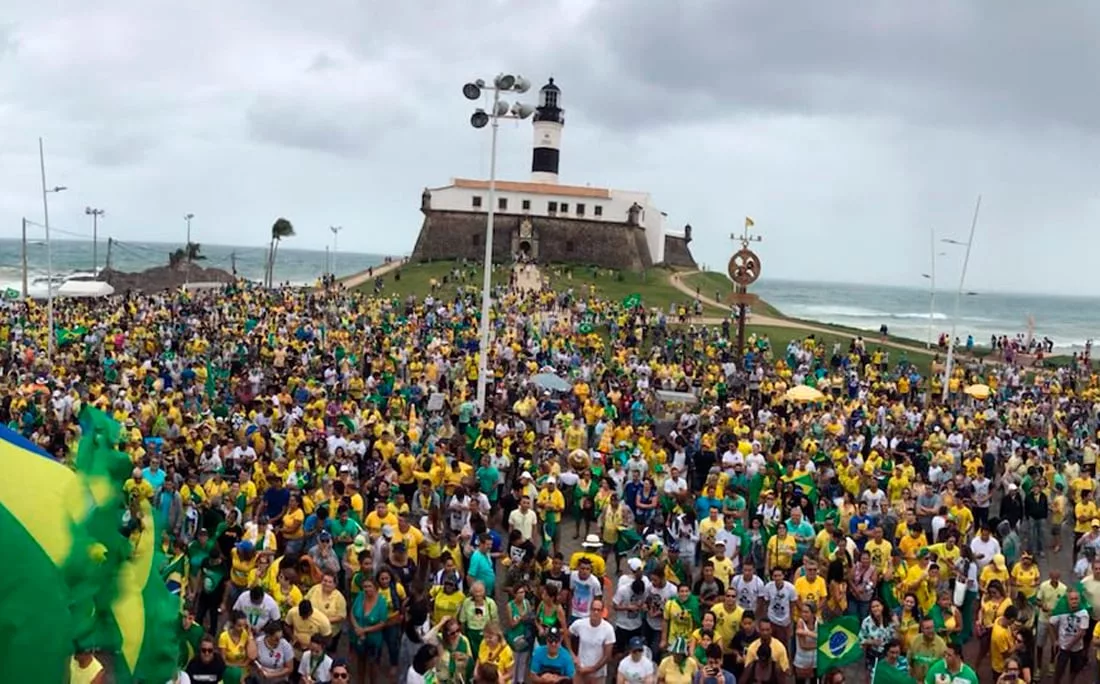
[85,206,92,214]
[462,82,482,101]
[512,76,530,93]
[495,74,516,90]
[470,109,489,129]
[511,102,535,119]
[493,100,511,117]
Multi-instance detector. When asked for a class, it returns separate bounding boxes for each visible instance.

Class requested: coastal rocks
[99,263,236,293]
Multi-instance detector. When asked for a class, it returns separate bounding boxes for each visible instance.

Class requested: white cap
[627,558,643,571]
[382,524,394,538]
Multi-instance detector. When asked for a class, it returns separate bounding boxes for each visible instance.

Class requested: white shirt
[761,581,797,626]
[732,574,766,612]
[1051,609,1090,651]
[969,535,1001,569]
[616,654,656,684]
[612,582,647,631]
[569,618,616,676]
[233,592,281,633]
[299,651,334,682]
[508,508,539,542]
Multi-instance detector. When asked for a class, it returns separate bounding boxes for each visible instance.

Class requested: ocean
[0,238,387,295]
[752,279,1098,353]
[2,239,1095,353]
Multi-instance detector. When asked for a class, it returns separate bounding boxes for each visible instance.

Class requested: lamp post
[85,206,105,272]
[463,73,534,413]
[183,213,194,284]
[329,225,343,277]
[38,137,67,360]
[920,241,948,350]
[940,195,982,403]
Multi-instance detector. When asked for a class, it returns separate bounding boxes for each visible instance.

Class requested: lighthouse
[531,78,564,184]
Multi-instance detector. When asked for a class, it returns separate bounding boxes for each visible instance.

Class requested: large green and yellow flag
[0,408,181,682]
[816,615,861,675]
[782,472,818,504]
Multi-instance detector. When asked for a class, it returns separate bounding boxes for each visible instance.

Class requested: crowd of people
[4,262,1100,684]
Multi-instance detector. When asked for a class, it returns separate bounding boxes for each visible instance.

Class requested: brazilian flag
[0,408,181,682]
[782,472,818,505]
[816,615,861,675]
[871,661,917,683]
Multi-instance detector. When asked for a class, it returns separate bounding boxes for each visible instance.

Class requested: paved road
[335,258,405,290]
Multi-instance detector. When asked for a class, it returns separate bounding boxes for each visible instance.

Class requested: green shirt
[908,635,946,681]
[923,658,978,684]
[476,466,500,501]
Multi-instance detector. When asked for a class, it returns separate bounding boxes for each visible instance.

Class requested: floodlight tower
[462,73,535,413]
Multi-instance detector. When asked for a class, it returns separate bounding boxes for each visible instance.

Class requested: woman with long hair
[534,585,566,644]
[350,577,389,684]
[503,585,534,684]
[376,567,409,679]
[858,598,896,673]
[793,602,819,684]
[895,593,922,651]
[476,624,515,684]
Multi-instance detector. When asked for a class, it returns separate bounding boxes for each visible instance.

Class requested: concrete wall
[411,210,654,271]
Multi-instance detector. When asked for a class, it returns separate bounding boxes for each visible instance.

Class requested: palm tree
[186,242,206,262]
[265,217,295,287]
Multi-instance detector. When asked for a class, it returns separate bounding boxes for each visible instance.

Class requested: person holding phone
[691,644,734,684]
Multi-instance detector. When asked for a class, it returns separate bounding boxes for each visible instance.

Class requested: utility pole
[230,251,237,276]
[105,238,113,271]
[39,137,67,361]
[329,225,343,278]
[183,213,194,285]
[85,207,105,272]
[21,218,28,299]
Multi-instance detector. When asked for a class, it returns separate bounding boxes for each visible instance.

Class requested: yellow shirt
[537,489,565,523]
[898,532,927,561]
[430,586,466,624]
[664,599,698,641]
[657,656,698,684]
[991,621,1014,673]
[218,628,252,667]
[304,585,348,625]
[1011,563,1041,601]
[365,511,399,539]
[282,508,305,540]
[710,602,744,653]
[285,606,332,651]
[1075,501,1098,533]
[69,657,105,684]
[865,540,893,575]
[477,641,515,675]
[793,576,827,615]
[767,535,797,570]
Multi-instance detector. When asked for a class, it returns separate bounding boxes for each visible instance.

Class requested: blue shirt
[530,645,575,677]
[468,549,495,596]
[142,467,167,492]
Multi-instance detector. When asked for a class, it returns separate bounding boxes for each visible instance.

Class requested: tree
[186,242,206,262]
[265,218,295,287]
[169,243,205,270]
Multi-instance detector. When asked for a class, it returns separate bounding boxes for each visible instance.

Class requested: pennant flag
[782,472,818,504]
[816,615,861,675]
[871,661,917,684]
[3,287,19,300]
[745,216,755,228]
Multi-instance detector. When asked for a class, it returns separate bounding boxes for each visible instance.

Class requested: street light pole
[85,207,105,272]
[183,213,194,284]
[329,226,343,277]
[38,138,66,361]
[463,74,534,413]
[941,195,982,402]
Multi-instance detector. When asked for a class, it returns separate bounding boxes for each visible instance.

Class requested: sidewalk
[336,258,406,289]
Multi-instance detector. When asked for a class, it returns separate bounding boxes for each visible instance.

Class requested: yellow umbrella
[784,385,825,402]
[964,383,991,399]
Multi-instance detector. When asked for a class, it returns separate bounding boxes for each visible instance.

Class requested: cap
[714,538,727,547]
[546,476,557,485]
[546,627,563,642]
[319,531,333,542]
[668,636,690,655]
[1091,519,1100,528]
[393,541,407,552]
[629,636,646,651]
[627,558,643,572]
[352,535,368,551]
[582,534,603,549]
[520,471,534,480]
[382,524,394,539]
[442,572,460,586]
[992,553,1006,570]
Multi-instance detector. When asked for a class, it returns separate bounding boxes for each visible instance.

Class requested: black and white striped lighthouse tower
[531,78,564,184]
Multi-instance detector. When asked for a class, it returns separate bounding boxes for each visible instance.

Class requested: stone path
[335,257,405,289]
[513,262,542,294]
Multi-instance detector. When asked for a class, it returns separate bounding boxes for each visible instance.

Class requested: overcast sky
[2,0,1098,295]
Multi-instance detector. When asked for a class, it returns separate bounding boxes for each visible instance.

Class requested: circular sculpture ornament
[727,248,761,286]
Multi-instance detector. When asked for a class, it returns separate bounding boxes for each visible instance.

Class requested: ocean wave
[794,305,951,321]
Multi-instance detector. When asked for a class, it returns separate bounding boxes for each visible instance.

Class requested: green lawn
[745,324,937,375]
[363,260,726,316]
[680,271,784,318]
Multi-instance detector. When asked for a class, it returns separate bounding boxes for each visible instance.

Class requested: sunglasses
[447,630,461,637]
[333,672,350,679]
[200,648,214,654]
